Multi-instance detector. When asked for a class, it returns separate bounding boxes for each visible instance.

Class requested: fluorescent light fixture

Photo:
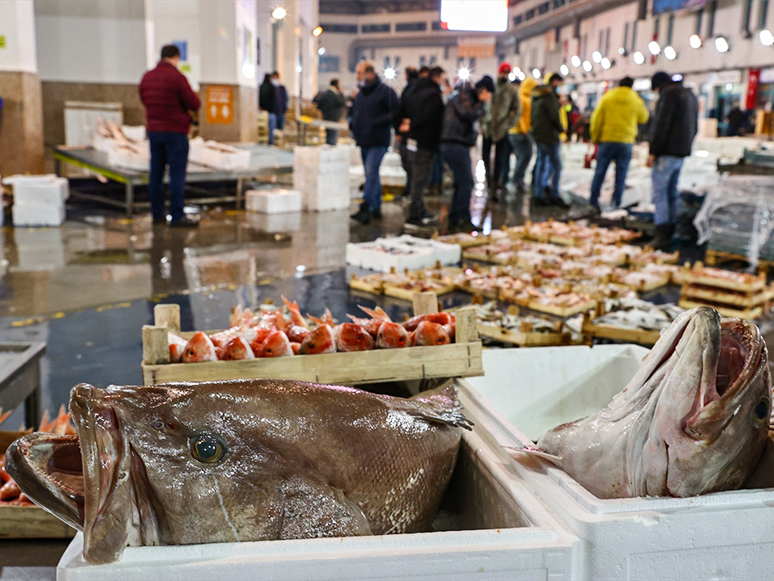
[570,55,581,67]
[312,26,323,37]
[601,57,611,70]
[271,6,286,19]
[592,50,602,63]
[715,36,729,52]
[663,45,676,60]
[560,64,570,76]
[648,41,660,55]
[582,60,592,72]
[689,34,702,48]
[761,29,774,46]
[532,68,541,79]
[458,67,470,80]
[633,51,645,64]
[318,47,326,55]
[440,0,508,32]
[384,67,396,80]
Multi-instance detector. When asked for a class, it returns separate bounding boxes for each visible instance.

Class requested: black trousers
[408,147,435,220]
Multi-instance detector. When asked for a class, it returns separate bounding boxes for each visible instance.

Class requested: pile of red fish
[169,298,456,363]
[1,407,76,506]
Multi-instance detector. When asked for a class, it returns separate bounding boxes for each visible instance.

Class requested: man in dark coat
[401,66,447,227]
[259,73,278,145]
[349,61,400,225]
[315,79,346,145]
[139,44,201,227]
[274,72,289,136]
[648,71,699,250]
[396,67,421,199]
[531,73,567,208]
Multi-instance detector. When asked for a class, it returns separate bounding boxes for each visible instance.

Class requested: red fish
[282,296,308,328]
[377,322,410,349]
[258,331,294,357]
[181,332,218,363]
[403,312,454,332]
[299,324,337,354]
[413,321,451,347]
[291,342,301,355]
[168,333,188,363]
[335,323,375,352]
[286,326,310,343]
[309,308,336,328]
[223,337,255,360]
[348,305,392,337]
[249,327,276,357]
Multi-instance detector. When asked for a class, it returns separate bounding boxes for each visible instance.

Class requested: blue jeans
[430,152,444,186]
[148,131,189,223]
[361,145,388,212]
[441,142,474,225]
[590,142,633,208]
[534,142,562,199]
[651,155,684,226]
[508,133,533,188]
[268,113,277,145]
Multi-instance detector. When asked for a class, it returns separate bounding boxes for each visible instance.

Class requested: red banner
[747,68,761,111]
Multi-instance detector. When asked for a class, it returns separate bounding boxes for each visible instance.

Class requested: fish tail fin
[408,382,473,430]
[504,445,563,467]
[358,305,391,322]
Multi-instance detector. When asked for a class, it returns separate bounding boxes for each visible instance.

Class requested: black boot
[350,204,372,225]
[651,224,675,251]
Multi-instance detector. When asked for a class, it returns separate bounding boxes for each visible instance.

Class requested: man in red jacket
[139,45,201,227]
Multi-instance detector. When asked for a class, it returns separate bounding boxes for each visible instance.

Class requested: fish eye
[187,350,195,357]
[308,343,315,349]
[397,336,405,343]
[152,420,164,430]
[266,348,272,353]
[190,434,226,464]
[754,400,770,422]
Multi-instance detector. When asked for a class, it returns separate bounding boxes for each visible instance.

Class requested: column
[0,0,44,175]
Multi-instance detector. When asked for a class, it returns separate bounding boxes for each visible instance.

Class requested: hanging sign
[747,68,761,110]
[457,37,496,58]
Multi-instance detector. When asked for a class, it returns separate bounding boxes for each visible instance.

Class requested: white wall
[35,0,145,83]
[0,0,37,73]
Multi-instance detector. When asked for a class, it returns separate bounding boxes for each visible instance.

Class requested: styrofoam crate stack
[245,189,301,214]
[458,346,774,580]
[346,235,461,273]
[293,146,351,211]
[3,175,69,227]
[387,235,462,265]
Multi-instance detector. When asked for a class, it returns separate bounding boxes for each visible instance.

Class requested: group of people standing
[259,72,289,146]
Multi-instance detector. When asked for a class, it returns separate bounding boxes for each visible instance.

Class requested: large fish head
[632,307,771,496]
[6,383,285,564]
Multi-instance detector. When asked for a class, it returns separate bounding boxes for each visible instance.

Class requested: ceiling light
[318,47,326,55]
[384,67,396,80]
[618,47,627,55]
[663,45,676,60]
[458,67,470,80]
[532,68,541,79]
[648,41,660,55]
[725,83,733,91]
[570,55,581,67]
[592,50,602,63]
[517,71,526,81]
[560,64,570,76]
[633,51,645,65]
[761,29,774,46]
[601,57,611,70]
[312,26,323,37]
[296,64,302,72]
[582,60,592,72]
[715,36,729,52]
[271,6,286,20]
[672,73,683,82]
[689,34,702,49]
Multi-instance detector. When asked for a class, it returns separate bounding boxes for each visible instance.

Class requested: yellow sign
[205,85,234,125]
[0,36,6,49]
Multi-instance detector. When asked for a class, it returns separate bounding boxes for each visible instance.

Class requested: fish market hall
[4,0,774,579]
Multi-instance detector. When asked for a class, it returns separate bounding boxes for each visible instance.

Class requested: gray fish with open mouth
[524,307,771,499]
[6,380,470,564]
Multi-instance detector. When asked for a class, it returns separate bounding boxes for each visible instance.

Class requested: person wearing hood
[507,76,538,193]
[647,71,698,250]
[349,61,401,225]
[589,76,650,211]
[485,62,520,196]
[531,72,568,208]
[259,73,278,145]
[440,76,493,233]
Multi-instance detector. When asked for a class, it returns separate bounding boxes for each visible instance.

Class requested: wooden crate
[682,284,774,308]
[382,282,456,301]
[705,248,774,271]
[526,298,598,318]
[348,274,384,295]
[678,299,764,320]
[142,295,483,386]
[477,321,573,347]
[432,233,490,248]
[681,266,766,293]
[0,506,77,539]
[580,312,661,346]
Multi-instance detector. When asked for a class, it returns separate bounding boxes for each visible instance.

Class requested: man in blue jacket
[350,61,400,225]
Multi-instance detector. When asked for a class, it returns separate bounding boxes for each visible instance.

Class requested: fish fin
[0,409,10,426]
[406,383,473,430]
[358,305,391,322]
[504,445,563,467]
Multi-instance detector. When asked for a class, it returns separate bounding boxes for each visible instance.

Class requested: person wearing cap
[589,76,650,211]
[531,72,568,208]
[647,71,698,250]
[484,62,520,198]
[440,76,493,233]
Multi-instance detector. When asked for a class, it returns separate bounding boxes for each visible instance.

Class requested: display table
[0,342,45,429]
[53,144,294,217]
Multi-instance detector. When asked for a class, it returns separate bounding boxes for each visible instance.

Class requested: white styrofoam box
[64,101,123,147]
[346,241,438,272]
[245,189,302,214]
[244,209,301,233]
[349,145,362,166]
[57,427,578,581]
[12,202,65,227]
[188,137,206,165]
[381,151,402,168]
[107,144,150,172]
[121,125,146,142]
[458,346,774,581]
[3,175,69,205]
[384,235,462,266]
[379,166,407,187]
[304,190,351,212]
[293,145,351,175]
[201,142,251,171]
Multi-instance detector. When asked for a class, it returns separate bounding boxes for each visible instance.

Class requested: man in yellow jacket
[507,77,537,193]
[589,77,649,210]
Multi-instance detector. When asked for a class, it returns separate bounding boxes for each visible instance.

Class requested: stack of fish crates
[3,175,68,227]
[292,145,350,211]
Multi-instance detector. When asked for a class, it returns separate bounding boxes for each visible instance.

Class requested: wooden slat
[0,506,77,539]
[678,299,764,320]
[413,292,439,316]
[154,304,181,334]
[581,321,661,346]
[682,285,774,307]
[383,283,455,301]
[142,325,170,365]
[456,307,478,343]
[477,324,573,347]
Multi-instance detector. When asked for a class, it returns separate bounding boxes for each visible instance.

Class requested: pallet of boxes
[2,175,68,227]
[292,146,351,211]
